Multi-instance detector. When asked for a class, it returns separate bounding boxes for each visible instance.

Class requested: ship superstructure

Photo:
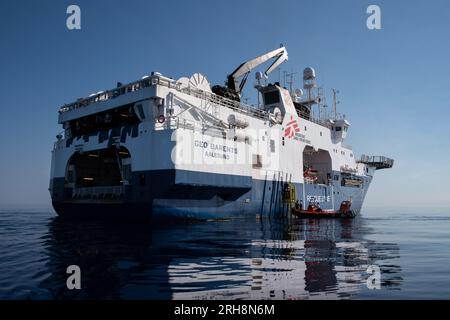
[49,47,393,220]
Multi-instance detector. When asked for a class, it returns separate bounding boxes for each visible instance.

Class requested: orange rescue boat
[291,200,355,219]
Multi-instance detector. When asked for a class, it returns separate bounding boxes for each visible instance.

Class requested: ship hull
[51,170,371,221]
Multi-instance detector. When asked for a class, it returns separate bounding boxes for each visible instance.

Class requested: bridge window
[263,91,280,105]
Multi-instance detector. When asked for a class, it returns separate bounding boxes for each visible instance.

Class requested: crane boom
[212,46,289,102]
[227,47,288,94]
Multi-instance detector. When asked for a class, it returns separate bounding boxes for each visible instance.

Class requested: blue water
[1,208,449,300]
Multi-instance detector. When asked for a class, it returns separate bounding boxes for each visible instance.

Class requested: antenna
[255,71,264,108]
[284,70,297,96]
[332,88,340,120]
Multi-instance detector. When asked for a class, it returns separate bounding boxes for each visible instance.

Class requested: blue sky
[0,0,449,209]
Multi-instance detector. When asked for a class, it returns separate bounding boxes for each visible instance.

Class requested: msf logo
[284,116,300,139]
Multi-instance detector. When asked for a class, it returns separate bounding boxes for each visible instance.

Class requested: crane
[212,46,288,102]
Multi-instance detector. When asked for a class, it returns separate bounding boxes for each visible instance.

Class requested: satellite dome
[303,67,316,81]
[294,88,304,97]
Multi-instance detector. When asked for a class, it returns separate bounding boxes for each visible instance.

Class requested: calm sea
[1,208,449,300]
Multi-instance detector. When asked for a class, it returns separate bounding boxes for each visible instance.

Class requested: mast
[332,89,339,120]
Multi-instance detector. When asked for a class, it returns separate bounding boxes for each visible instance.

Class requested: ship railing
[164,117,227,137]
[59,77,156,114]
[295,109,332,129]
[59,74,270,122]
[72,186,125,200]
[177,85,269,121]
[357,155,394,169]
[165,117,196,131]
[59,73,337,133]
[58,72,335,132]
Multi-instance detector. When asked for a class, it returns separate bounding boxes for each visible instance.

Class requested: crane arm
[227,47,288,94]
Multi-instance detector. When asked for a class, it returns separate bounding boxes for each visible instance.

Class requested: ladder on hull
[260,171,295,218]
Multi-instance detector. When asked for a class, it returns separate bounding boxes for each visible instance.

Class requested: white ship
[49,47,393,220]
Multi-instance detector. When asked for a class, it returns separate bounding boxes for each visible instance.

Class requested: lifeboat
[291,200,355,219]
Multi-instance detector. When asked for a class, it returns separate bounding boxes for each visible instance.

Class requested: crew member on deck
[315,202,322,212]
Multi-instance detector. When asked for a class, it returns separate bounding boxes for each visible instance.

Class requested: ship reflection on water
[42,215,402,299]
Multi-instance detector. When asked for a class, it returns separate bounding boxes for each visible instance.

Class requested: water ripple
[4,209,448,299]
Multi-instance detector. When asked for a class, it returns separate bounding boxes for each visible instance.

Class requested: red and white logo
[284,116,300,139]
